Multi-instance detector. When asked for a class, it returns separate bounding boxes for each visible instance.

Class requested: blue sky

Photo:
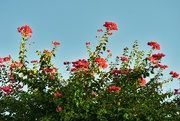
[0,0,180,90]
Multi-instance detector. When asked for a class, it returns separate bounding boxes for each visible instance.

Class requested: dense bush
[0,22,180,121]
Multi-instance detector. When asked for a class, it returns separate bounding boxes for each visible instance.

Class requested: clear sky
[0,0,180,90]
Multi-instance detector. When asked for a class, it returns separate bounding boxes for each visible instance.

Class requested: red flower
[17,25,32,37]
[3,55,11,62]
[174,89,179,94]
[103,22,118,31]
[95,57,108,69]
[91,91,96,96]
[63,61,71,65]
[120,56,129,62]
[107,49,111,53]
[56,107,62,112]
[0,58,3,63]
[0,63,6,67]
[10,61,23,69]
[52,41,60,46]
[54,92,62,97]
[158,64,168,69]
[97,29,103,32]
[86,42,90,45]
[139,78,146,86]
[169,71,179,78]
[108,85,120,93]
[31,60,39,64]
[147,41,160,50]
[71,59,89,71]
[152,53,165,60]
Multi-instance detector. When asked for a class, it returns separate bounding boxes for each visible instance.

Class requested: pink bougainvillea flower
[103,22,118,31]
[54,92,62,97]
[91,91,97,96]
[108,85,120,93]
[174,89,179,94]
[0,84,14,95]
[56,107,62,112]
[147,41,160,50]
[139,78,146,86]
[52,41,60,46]
[169,71,179,78]
[86,42,90,45]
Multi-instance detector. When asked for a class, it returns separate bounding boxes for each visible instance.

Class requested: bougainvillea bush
[0,22,180,121]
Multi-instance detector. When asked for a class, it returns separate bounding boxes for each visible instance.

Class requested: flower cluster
[0,55,11,63]
[112,68,132,77]
[170,71,179,78]
[0,84,13,95]
[42,67,58,79]
[151,53,165,60]
[95,57,108,69]
[148,53,166,68]
[120,56,129,62]
[54,92,62,97]
[147,41,160,50]
[10,61,23,69]
[71,59,89,72]
[103,22,118,31]
[108,85,120,93]
[17,25,32,38]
